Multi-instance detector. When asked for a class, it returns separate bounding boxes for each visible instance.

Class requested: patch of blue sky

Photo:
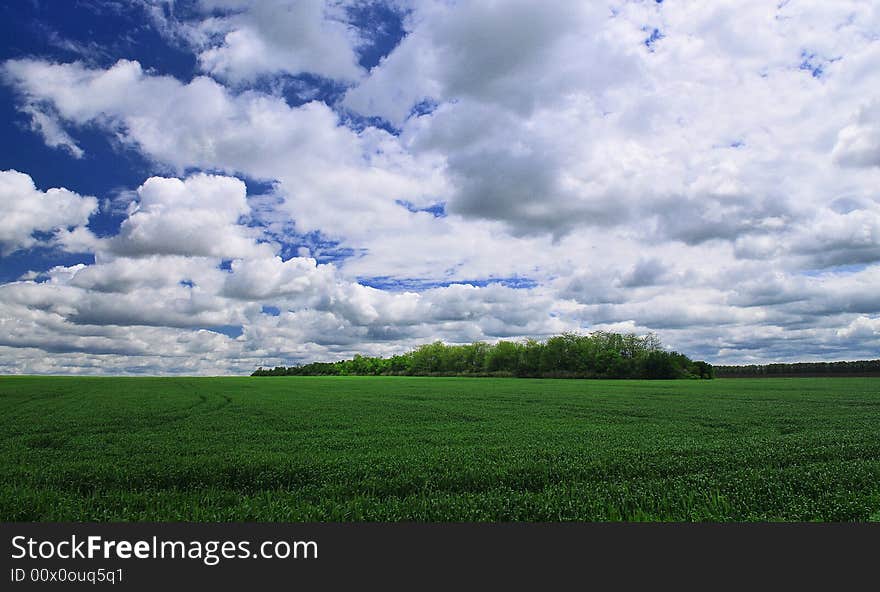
[162,0,232,21]
[261,305,281,317]
[88,210,129,239]
[395,200,447,218]
[0,1,198,80]
[271,73,351,108]
[0,250,94,283]
[799,263,869,277]
[0,86,157,197]
[197,324,244,339]
[798,51,841,79]
[346,2,408,70]
[799,57,824,78]
[358,276,539,292]
[236,176,278,199]
[339,96,436,137]
[239,194,362,264]
[278,230,360,265]
[410,99,439,118]
[338,109,400,135]
[643,27,664,50]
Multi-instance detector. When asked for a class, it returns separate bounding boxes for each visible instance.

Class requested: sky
[1,0,879,375]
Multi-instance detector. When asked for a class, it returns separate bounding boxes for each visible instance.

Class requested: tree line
[714,360,880,378]
[252,331,715,379]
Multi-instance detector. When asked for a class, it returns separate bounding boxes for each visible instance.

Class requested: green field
[2,376,880,521]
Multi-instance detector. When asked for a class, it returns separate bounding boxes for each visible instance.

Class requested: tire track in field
[0,390,76,418]
[118,391,235,431]
[18,390,236,438]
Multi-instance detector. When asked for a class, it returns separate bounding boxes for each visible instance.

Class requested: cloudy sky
[1,0,879,375]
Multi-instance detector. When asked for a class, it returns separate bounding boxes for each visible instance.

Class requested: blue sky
[1,0,880,374]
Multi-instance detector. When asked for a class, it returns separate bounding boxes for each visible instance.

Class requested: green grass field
[2,376,879,521]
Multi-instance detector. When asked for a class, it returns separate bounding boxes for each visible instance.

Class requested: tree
[252,331,715,380]
[485,340,520,373]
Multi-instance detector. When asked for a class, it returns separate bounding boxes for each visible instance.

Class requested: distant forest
[714,360,880,378]
[252,331,715,379]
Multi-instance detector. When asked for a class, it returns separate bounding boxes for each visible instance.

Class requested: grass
[1,375,879,521]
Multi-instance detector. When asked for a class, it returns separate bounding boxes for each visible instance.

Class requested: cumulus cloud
[362,0,880,244]
[0,170,97,255]
[222,256,335,301]
[139,0,365,84]
[837,316,880,340]
[2,58,348,177]
[194,0,364,83]
[345,0,637,125]
[833,100,880,168]
[0,167,575,373]
[109,173,274,259]
[0,58,450,258]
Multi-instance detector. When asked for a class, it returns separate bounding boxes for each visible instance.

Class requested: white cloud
[222,255,334,301]
[833,100,880,168]
[194,0,364,83]
[837,316,880,340]
[109,173,274,259]
[1,58,446,240]
[345,0,638,125]
[137,0,365,83]
[0,170,97,255]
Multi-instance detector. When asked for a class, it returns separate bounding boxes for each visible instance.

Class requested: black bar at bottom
[2,523,876,589]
